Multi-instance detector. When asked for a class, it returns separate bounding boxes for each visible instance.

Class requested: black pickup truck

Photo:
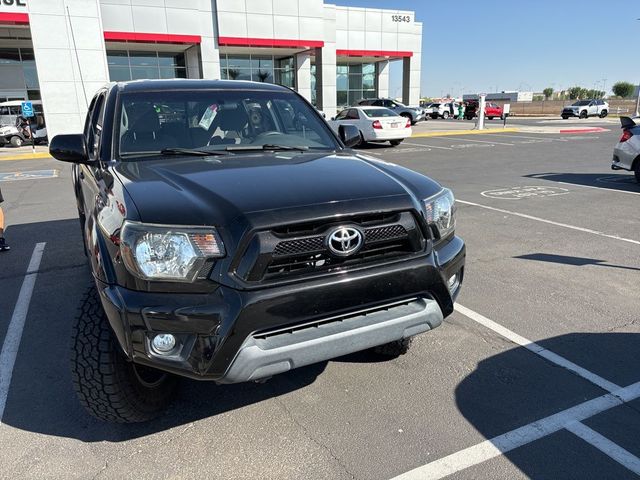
[49,80,465,423]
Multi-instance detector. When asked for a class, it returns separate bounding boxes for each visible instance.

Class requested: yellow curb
[412,128,520,138]
[0,152,52,162]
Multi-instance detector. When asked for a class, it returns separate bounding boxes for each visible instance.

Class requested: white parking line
[391,381,640,480]
[556,177,640,195]
[454,304,621,393]
[446,137,515,146]
[457,199,640,246]
[0,242,45,423]
[482,133,561,142]
[402,141,453,150]
[566,422,640,475]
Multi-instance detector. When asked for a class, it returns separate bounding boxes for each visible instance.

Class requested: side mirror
[49,134,91,164]
[339,124,360,148]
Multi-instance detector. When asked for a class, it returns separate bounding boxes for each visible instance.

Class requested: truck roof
[113,79,291,93]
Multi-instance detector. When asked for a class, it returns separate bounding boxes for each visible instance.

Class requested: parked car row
[420,101,504,120]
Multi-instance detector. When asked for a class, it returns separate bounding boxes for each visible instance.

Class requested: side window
[373,100,383,107]
[86,93,106,160]
[346,109,360,120]
[335,109,349,120]
[383,100,393,108]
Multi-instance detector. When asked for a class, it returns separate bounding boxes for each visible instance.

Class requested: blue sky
[337,0,639,98]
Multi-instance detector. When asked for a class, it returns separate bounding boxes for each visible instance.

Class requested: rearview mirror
[49,134,91,164]
[339,124,360,148]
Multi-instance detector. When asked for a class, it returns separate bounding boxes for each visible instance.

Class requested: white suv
[561,100,608,119]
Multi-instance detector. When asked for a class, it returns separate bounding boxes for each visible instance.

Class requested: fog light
[152,333,176,354]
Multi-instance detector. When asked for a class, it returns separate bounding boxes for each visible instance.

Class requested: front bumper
[562,110,579,117]
[96,236,465,383]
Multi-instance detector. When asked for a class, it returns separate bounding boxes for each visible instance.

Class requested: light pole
[635,83,640,117]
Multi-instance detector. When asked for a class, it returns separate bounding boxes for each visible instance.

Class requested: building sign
[0,0,27,8]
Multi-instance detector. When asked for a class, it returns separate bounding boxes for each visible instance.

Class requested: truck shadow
[455,332,640,478]
[524,172,640,194]
[0,218,327,442]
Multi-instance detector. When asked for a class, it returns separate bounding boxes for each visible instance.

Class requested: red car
[484,102,504,120]
[464,101,504,120]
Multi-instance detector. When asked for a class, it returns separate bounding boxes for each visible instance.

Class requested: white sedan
[329,106,412,146]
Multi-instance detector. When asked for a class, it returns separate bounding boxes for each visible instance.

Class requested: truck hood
[112,151,441,227]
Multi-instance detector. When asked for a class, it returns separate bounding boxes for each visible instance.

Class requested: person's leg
[0,206,9,251]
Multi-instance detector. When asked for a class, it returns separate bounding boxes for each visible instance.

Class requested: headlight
[424,188,456,241]
[120,221,225,282]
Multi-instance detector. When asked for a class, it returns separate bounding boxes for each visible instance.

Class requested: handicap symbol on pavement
[0,169,59,182]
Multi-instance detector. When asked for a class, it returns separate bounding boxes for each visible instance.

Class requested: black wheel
[71,284,177,423]
[390,139,403,146]
[10,136,22,147]
[561,116,568,119]
[400,113,413,124]
[600,110,608,118]
[487,116,494,120]
[357,131,366,147]
[579,110,588,119]
[634,161,640,183]
[373,337,413,357]
[442,111,449,119]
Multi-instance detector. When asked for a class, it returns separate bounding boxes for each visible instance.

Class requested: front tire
[600,110,608,118]
[634,161,640,183]
[373,337,413,357]
[71,284,177,423]
[562,115,568,119]
[10,136,22,147]
[390,139,403,146]
[580,110,588,119]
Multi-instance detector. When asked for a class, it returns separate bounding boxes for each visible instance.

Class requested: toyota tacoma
[49,80,465,423]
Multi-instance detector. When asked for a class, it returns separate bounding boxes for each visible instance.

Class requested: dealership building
[0,0,422,137]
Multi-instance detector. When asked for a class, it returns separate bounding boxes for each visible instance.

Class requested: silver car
[611,117,640,182]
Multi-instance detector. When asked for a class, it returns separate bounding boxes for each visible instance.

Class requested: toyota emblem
[327,226,363,257]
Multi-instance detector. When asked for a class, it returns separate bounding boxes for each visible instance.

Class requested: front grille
[238,211,425,282]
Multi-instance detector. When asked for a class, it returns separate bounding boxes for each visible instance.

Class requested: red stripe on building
[218,36,324,48]
[0,13,29,25]
[104,31,201,44]
[336,49,413,58]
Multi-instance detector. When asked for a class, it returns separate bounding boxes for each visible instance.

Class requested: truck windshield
[117,90,338,159]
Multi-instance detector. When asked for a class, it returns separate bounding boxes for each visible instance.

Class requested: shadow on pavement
[456,333,640,479]
[524,172,640,193]
[515,253,640,272]
[0,218,327,442]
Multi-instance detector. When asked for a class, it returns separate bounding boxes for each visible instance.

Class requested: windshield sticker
[199,104,218,130]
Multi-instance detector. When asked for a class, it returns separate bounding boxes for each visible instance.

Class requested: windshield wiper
[224,144,310,152]
[159,147,229,156]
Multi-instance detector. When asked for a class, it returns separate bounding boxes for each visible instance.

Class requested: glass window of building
[107,50,187,81]
[336,63,376,109]
[0,47,41,100]
[220,53,295,88]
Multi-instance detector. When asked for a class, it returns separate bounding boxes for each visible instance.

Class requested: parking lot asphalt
[0,122,638,479]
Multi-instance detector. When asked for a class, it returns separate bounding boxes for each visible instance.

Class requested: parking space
[0,128,639,479]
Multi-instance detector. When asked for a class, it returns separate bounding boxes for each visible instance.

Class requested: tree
[543,87,553,100]
[612,81,635,98]
[568,86,584,100]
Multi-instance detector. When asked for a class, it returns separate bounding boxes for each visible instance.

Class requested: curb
[558,127,609,134]
[0,152,51,162]
[412,128,519,138]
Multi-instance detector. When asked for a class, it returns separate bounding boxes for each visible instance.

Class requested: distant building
[463,91,534,102]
